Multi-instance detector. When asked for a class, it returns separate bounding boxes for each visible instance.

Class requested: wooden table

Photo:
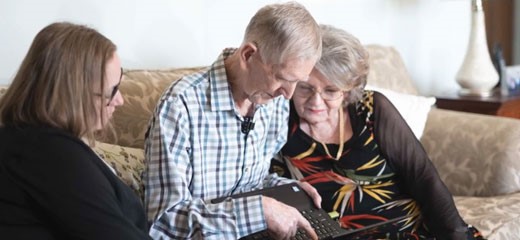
[435,90,520,119]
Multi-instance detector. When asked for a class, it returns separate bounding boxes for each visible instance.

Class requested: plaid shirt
[144,49,294,239]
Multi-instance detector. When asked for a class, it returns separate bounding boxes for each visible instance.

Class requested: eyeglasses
[95,67,123,106]
[294,82,343,101]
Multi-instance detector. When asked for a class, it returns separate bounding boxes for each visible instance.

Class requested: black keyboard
[241,208,343,240]
[298,208,343,239]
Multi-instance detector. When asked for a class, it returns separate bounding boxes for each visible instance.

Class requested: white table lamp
[455,0,499,97]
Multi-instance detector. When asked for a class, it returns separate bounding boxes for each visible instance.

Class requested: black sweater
[0,126,151,240]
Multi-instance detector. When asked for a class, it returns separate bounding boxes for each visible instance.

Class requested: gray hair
[243,1,322,65]
[315,24,369,104]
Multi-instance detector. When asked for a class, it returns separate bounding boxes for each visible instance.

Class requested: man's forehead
[274,59,315,78]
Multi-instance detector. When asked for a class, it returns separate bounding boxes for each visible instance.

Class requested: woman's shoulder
[0,126,106,188]
[0,125,90,158]
[357,90,394,112]
[360,89,390,102]
[353,90,376,114]
[350,90,395,127]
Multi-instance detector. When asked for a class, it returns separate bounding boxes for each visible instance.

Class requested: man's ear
[240,42,258,63]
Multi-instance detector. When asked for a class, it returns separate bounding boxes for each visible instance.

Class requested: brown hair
[0,22,116,143]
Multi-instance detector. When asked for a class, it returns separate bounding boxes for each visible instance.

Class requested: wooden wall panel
[483,0,514,65]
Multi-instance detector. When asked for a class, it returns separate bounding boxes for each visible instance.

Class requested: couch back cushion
[102,44,418,148]
[101,67,205,148]
[365,44,418,95]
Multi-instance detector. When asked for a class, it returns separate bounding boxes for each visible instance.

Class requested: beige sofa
[1,45,519,239]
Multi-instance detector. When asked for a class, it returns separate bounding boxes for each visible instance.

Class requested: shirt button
[244,167,250,173]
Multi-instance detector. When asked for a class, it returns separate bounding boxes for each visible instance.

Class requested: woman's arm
[2,130,151,239]
[371,91,468,239]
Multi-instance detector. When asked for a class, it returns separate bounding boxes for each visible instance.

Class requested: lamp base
[458,88,494,97]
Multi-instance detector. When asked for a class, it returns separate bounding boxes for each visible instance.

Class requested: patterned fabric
[144,49,293,239]
[365,44,418,95]
[272,91,483,239]
[454,193,520,240]
[99,67,204,148]
[422,108,520,197]
[92,141,145,199]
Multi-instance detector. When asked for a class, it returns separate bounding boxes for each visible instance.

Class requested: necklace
[308,107,345,161]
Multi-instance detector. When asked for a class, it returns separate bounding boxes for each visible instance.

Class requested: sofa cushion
[365,44,419,95]
[92,141,145,198]
[454,192,520,240]
[423,109,520,196]
[101,67,206,148]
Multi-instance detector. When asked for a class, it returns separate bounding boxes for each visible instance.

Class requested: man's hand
[297,181,321,209]
[262,196,318,240]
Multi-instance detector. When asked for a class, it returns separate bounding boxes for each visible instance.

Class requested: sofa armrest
[421,108,520,197]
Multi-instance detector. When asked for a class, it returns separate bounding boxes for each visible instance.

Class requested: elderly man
[144,2,322,239]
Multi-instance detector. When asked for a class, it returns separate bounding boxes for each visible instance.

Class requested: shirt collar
[209,48,270,115]
[208,48,236,112]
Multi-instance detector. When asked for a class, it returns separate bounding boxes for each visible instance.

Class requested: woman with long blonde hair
[0,22,151,239]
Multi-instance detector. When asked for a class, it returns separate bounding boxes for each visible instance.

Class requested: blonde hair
[0,22,116,143]
[315,24,369,104]
[243,1,322,65]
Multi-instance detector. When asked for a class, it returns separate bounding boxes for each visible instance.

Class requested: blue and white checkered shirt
[144,48,294,239]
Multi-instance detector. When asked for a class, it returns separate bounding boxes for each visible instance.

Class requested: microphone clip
[241,117,255,134]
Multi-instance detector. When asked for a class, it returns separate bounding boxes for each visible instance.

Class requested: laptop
[211,182,406,240]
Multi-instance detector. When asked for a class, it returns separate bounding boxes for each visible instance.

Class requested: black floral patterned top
[271,90,484,239]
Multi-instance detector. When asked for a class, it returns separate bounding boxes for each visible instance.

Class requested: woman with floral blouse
[271,24,484,240]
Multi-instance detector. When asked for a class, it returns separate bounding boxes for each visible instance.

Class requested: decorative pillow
[92,141,145,199]
[365,85,436,140]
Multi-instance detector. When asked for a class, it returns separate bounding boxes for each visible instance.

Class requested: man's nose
[281,82,299,99]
